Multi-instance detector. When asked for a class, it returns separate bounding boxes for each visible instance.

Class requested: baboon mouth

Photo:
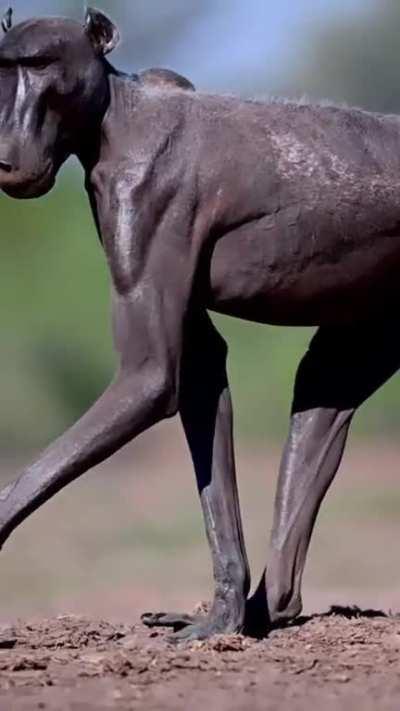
[1,164,55,199]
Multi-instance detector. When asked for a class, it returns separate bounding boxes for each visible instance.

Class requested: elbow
[118,363,179,422]
[145,366,179,420]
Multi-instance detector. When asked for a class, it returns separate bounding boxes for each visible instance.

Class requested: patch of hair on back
[139,68,195,93]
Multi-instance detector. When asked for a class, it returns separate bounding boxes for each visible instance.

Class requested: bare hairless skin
[1,8,400,642]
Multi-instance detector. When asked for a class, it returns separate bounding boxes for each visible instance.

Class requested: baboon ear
[2,7,13,34]
[85,7,120,55]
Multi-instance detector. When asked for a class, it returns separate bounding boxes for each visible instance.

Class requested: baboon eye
[21,56,54,70]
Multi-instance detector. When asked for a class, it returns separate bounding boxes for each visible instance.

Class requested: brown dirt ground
[0,608,399,710]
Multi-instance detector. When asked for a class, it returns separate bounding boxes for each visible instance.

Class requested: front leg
[0,293,175,548]
[0,169,199,560]
[143,311,250,641]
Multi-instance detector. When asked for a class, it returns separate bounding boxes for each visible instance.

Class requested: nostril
[0,160,12,173]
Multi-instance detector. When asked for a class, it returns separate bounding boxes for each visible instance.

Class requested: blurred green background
[2,0,400,452]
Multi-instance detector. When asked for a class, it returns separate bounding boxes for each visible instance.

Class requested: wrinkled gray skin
[1,8,400,642]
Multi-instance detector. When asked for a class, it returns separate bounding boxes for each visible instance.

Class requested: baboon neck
[78,65,138,172]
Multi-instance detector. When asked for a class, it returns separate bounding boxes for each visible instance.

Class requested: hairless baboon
[1,7,400,641]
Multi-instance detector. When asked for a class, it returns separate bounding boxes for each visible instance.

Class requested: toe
[167,625,203,643]
[167,621,217,643]
[141,612,168,627]
[142,612,196,629]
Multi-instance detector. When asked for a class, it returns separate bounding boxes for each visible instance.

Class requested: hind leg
[252,321,400,627]
[143,311,250,641]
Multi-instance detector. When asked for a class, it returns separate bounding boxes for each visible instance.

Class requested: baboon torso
[94,76,400,326]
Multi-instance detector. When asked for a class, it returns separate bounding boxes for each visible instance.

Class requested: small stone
[331,674,350,683]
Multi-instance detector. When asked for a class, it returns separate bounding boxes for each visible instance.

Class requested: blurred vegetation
[0,165,113,451]
[276,0,400,113]
[2,1,400,453]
